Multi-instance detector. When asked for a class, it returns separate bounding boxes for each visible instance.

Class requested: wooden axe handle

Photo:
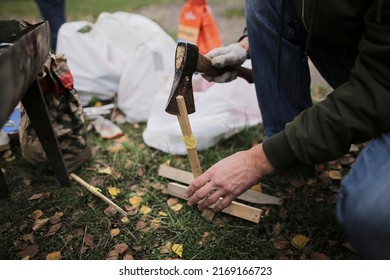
[197,53,253,84]
[176,96,203,178]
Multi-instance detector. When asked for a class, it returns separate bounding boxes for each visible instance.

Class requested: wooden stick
[167,182,262,223]
[159,165,282,205]
[70,173,127,217]
[176,95,203,178]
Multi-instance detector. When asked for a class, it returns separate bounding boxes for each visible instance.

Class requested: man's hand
[184,144,274,212]
[202,40,249,83]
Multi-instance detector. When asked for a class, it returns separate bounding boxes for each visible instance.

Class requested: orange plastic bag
[177,0,222,54]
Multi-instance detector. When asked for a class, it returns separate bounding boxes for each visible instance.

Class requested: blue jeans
[35,0,66,50]
[337,131,390,259]
[244,0,312,137]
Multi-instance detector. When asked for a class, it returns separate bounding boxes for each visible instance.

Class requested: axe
[166,42,253,116]
[165,42,252,178]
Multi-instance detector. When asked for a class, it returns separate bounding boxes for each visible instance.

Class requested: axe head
[165,42,199,115]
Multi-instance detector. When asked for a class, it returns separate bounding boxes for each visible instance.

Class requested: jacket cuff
[262,131,300,170]
[237,27,248,42]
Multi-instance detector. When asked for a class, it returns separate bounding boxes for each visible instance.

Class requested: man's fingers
[205,47,229,59]
[213,195,234,212]
[197,189,223,212]
[185,173,210,199]
[212,54,237,68]
[213,71,238,83]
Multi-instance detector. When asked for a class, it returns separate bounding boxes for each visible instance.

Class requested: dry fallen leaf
[129,196,144,207]
[250,183,262,192]
[328,170,342,180]
[28,192,50,201]
[49,212,64,224]
[139,205,152,215]
[110,228,121,238]
[310,252,330,260]
[172,244,183,258]
[46,251,61,260]
[104,205,118,217]
[123,253,134,260]
[114,243,129,254]
[170,203,183,212]
[98,166,112,175]
[46,223,62,236]
[291,235,311,249]
[167,198,179,207]
[273,241,290,250]
[29,210,44,220]
[106,250,119,260]
[160,241,172,254]
[32,218,49,232]
[152,182,164,190]
[106,143,124,153]
[158,211,168,217]
[5,155,16,162]
[136,221,148,231]
[2,150,12,158]
[83,234,96,248]
[108,187,121,198]
[22,233,35,243]
[19,243,39,260]
[201,208,215,222]
[273,222,283,236]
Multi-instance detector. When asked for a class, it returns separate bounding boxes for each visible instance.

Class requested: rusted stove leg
[0,169,8,197]
[21,79,70,186]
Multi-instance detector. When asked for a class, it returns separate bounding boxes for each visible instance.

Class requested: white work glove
[202,42,248,83]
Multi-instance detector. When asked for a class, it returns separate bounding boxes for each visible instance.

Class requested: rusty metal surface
[0,21,50,128]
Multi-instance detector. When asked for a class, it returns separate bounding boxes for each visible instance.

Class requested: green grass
[218,7,245,19]
[0,0,168,22]
[0,119,358,260]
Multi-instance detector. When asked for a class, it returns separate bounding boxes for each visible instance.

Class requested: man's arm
[264,1,390,169]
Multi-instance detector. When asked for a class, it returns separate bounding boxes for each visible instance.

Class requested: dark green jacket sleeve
[264,1,390,170]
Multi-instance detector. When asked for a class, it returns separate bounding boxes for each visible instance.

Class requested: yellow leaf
[158,211,168,217]
[121,216,129,224]
[108,187,121,198]
[250,183,262,192]
[5,155,16,162]
[140,205,152,215]
[172,244,183,258]
[98,166,112,175]
[129,196,143,207]
[32,218,49,232]
[291,235,311,249]
[110,228,121,238]
[329,170,342,180]
[106,144,124,153]
[170,203,183,212]
[46,251,61,260]
[2,150,12,159]
[30,210,44,220]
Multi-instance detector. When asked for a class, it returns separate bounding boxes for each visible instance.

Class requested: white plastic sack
[94,12,175,57]
[56,21,126,105]
[56,12,176,107]
[117,42,175,123]
[142,60,262,155]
